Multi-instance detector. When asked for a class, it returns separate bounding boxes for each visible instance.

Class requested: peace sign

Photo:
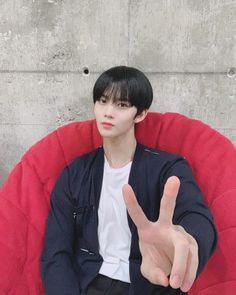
[122,176,199,292]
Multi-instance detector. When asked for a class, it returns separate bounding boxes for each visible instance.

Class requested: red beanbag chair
[0,112,235,295]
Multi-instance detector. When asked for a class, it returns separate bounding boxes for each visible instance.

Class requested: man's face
[94,94,138,140]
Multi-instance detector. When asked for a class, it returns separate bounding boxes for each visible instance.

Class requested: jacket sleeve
[162,157,218,275]
[41,166,80,295]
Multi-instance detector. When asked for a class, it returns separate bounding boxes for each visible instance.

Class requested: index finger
[122,184,149,229]
[158,176,180,225]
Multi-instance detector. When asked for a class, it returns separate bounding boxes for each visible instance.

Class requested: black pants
[86,274,186,295]
[86,274,130,295]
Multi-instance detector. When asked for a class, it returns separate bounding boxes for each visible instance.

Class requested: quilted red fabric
[0,112,236,295]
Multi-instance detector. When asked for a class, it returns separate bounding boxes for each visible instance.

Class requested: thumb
[141,264,169,287]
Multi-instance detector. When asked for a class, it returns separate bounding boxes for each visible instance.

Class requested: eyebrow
[102,94,129,101]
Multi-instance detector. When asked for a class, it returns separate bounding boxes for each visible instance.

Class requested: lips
[101,122,114,128]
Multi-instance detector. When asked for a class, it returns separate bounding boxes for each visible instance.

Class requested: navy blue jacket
[41,143,217,295]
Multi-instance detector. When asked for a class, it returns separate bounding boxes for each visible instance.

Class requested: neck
[103,134,137,168]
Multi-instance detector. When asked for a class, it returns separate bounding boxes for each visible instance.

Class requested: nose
[104,102,114,118]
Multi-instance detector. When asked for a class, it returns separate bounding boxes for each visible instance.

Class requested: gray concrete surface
[0,0,236,185]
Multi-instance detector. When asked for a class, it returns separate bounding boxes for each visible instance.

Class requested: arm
[41,167,80,295]
[123,163,217,292]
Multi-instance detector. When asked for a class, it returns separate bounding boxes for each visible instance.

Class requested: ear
[134,109,148,124]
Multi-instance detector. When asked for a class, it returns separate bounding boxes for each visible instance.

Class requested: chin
[101,133,116,138]
[100,132,118,139]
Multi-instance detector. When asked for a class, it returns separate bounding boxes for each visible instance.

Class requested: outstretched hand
[122,176,198,292]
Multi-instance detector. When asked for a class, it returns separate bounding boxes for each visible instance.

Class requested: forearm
[41,165,80,294]
[41,211,80,295]
[41,254,80,295]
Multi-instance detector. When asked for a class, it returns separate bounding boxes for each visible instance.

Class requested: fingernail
[170,275,180,288]
[181,283,191,292]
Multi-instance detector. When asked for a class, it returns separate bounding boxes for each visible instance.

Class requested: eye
[98,96,107,104]
[116,101,131,108]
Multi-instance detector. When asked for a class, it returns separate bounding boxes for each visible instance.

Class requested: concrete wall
[0,0,236,185]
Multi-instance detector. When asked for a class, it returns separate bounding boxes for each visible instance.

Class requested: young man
[41,66,217,295]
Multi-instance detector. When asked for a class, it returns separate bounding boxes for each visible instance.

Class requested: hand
[122,176,198,292]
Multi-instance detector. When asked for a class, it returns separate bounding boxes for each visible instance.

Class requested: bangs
[103,82,130,103]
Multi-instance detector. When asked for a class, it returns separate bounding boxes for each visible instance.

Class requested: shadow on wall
[0,140,26,187]
[0,164,8,187]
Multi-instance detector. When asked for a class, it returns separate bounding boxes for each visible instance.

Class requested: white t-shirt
[98,156,132,283]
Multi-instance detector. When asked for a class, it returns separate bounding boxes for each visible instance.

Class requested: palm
[122,176,198,292]
[139,224,174,279]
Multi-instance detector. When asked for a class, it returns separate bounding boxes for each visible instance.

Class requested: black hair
[93,66,153,115]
